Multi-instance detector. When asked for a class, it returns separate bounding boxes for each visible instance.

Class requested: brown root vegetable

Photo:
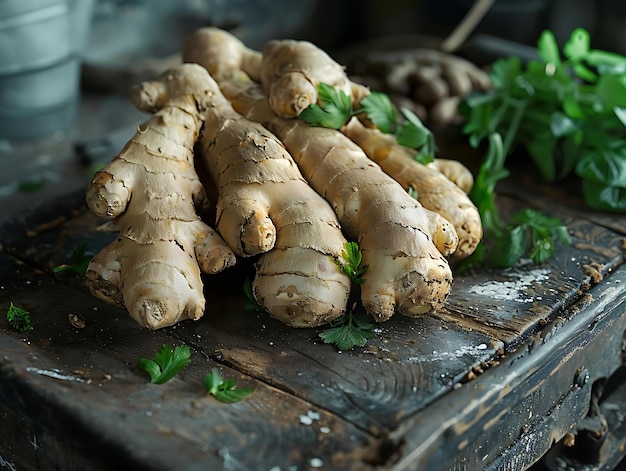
[85,65,236,329]
[427,158,474,194]
[183,31,459,321]
[259,38,371,119]
[192,65,351,327]
[356,48,491,126]
[342,118,482,260]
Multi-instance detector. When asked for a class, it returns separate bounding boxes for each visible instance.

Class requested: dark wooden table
[1,94,625,471]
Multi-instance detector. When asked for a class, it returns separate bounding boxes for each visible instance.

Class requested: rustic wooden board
[1,169,625,469]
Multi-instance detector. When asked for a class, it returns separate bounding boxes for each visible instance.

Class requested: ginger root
[183,30,459,321]
[342,118,482,260]
[190,64,351,327]
[85,65,236,329]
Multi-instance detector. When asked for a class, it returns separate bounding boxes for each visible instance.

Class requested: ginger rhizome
[192,64,351,327]
[184,30,459,321]
[85,65,236,329]
[341,119,482,259]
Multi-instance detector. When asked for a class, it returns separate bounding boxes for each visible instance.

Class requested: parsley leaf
[299,83,353,129]
[53,241,95,276]
[461,27,626,212]
[319,310,375,351]
[203,368,253,403]
[6,303,33,332]
[463,134,571,269]
[336,241,368,285]
[243,278,267,313]
[360,92,398,134]
[299,84,436,163]
[137,344,191,384]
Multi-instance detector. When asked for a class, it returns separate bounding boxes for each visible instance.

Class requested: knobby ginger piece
[183,32,458,320]
[342,118,482,259]
[192,65,351,327]
[85,65,236,329]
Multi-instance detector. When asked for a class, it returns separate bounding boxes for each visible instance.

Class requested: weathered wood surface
[0,166,625,470]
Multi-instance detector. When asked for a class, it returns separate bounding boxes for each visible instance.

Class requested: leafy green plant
[137,344,192,384]
[6,303,33,332]
[242,277,267,313]
[299,85,435,163]
[319,242,376,350]
[203,368,254,403]
[53,241,95,276]
[461,28,626,212]
[336,241,368,285]
[459,133,571,269]
[318,309,375,351]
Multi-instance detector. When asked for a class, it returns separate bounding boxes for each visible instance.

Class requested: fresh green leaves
[53,241,95,276]
[488,209,571,268]
[6,303,33,332]
[243,278,267,313]
[322,242,376,350]
[137,344,192,384]
[298,83,353,129]
[299,85,435,163]
[319,309,375,351]
[203,368,254,403]
[460,133,570,269]
[360,92,398,133]
[137,346,253,403]
[461,27,626,212]
[337,241,368,285]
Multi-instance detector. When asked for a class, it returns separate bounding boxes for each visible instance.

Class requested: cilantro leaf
[336,241,368,285]
[243,278,267,313]
[53,241,95,276]
[319,310,375,351]
[360,92,398,134]
[6,303,33,332]
[137,344,191,384]
[461,27,626,213]
[203,368,253,403]
[299,83,353,129]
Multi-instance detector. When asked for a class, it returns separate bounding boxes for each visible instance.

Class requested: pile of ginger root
[84,27,483,331]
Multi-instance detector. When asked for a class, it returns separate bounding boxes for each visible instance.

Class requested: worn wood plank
[0,193,503,437]
[1,169,625,470]
[386,264,626,471]
[0,253,380,470]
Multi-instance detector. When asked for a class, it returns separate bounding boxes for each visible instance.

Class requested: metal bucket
[0,0,94,139]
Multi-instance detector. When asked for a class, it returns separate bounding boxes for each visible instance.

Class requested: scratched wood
[1,168,625,469]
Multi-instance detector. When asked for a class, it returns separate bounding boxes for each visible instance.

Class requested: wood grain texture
[0,171,625,469]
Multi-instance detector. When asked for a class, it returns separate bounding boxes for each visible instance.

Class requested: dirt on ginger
[85,65,236,329]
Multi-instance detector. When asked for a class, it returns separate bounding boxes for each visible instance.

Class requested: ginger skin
[190,64,351,327]
[259,39,370,119]
[185,29,481,260]
[85,65,236,329]
[341,119,482,260]
[183,31,459,321]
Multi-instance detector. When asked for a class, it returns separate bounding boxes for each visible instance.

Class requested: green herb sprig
[243,278,267,313]
[6,303,33,332]
[203,368,254,403]
[299,85,435,163]
[319,309,375,351]
[461,28,626,212]
[459,133,571,269]
[137,344,192,384]
[336,241,368,285]
[319,242,376,350]
[53,241,95,276]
